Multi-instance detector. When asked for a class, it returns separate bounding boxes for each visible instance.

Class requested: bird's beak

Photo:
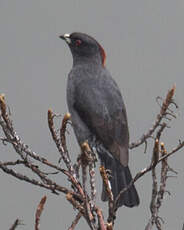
[59,33,71,44]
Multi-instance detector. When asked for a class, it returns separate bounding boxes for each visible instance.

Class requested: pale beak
[59,33,71,44]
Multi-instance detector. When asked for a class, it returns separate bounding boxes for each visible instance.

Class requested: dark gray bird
[60,32,139,208]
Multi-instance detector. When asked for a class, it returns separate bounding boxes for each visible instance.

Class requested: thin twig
[2,160,25,166]
[0,160,81,197]
[149,145,158,228]
[9,219,22,230]
[0,86,183,230]
[48,110,75,175]
[68,212,82,230]
[66,193,85,214]
[0,101,84,201]
[83,142,97,204]
[35,196,47,230]
[129,85,176,149]
[114,139,184,220]
[94,206,107,230]
[99,166,114,225]
[60,113,71,164]
[66,192,95,230]
[157,143,168,210]
[80,142,95,228]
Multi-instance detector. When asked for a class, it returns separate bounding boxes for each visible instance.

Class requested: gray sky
[0,0,184,229]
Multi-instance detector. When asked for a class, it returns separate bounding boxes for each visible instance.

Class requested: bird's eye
[75,39,82,46]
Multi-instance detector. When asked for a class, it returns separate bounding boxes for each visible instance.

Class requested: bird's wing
[74,72,129,166]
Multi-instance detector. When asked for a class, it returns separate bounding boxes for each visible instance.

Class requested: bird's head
[59,32,106,67]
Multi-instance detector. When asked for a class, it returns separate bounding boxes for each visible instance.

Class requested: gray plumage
[60,32,139,207]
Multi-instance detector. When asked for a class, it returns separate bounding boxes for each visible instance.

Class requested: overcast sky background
[0,0,184,229]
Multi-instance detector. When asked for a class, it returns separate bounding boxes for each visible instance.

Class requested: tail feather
[101,156,139,208]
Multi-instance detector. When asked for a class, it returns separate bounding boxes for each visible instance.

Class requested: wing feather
[74,71,129,166]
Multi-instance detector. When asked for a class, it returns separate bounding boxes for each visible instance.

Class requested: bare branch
[0,86,183,230]
[80,142,96,229]
[99,166,114,225]
[66,193,85,214]
[94,206,107,230]
[145,123,177,230]
[9,219,22,230]
[0,100,84,201]
[89,161,96,203]
[35,196,47,230]
[60,112,71,163]
[113,138,184,221]
[81,142,97,203]
[48,110,75,175]
[151,139,159,168]
[0,160,75,195]
[2,160,25,166]
[68,212,82,230]
[129,85,176,149]
[149,145,158,229]
[157,143,168,209]
[159,140,184,162]
[66,192,95,230]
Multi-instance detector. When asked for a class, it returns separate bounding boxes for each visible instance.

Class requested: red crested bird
[59,32,139,207]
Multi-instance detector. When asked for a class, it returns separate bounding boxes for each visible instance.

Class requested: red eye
[75,39,82,46]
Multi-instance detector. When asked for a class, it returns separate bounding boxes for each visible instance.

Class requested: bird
[59,32,139,208]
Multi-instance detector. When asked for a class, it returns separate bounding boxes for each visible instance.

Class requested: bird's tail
[101,155,139,208]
